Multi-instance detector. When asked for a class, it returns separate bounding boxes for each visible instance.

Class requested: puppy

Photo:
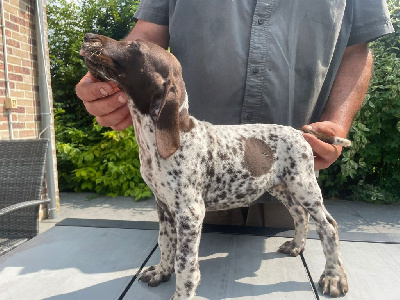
[81,33,349,299]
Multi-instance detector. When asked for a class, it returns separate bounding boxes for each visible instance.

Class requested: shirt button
[246,113,253,121]
[258,18,265,25]
[252,68,259,74]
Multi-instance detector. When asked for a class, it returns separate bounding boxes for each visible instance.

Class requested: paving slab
[343,200,400,234]
[127,234,315,300]
[308,199,400,235]
[316,199,378,233]
[302,239,400,300]
[0,226,158,300]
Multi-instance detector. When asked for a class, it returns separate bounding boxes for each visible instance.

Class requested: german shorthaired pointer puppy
[81,33,349,299]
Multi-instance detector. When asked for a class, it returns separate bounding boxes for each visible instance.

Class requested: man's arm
[303,42,373,170]
[75,20,169,130]
[125,19,169,47]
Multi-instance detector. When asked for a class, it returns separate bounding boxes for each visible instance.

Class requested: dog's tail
[300,126,352,147]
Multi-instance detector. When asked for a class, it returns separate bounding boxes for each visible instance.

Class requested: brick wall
[0,0,59,219]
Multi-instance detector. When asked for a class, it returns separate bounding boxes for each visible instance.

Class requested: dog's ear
[150,79,180,159]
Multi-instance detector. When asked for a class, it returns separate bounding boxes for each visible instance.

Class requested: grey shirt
[134,0,393,127]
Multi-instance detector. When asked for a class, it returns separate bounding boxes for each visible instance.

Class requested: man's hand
[75,73,133,131]
[302,121,347,170]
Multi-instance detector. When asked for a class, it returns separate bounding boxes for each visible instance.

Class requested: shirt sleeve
[133,0,170,26]
[348,0,394,46]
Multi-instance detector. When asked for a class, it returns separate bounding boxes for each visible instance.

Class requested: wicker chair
[0,139,50,256]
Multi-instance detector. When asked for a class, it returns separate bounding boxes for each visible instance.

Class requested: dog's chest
[132,119,193,198]
[130,115,159,188]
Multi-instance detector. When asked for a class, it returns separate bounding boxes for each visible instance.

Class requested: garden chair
[0,139,50,256]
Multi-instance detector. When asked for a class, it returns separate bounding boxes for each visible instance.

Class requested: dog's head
[81,33,190,159]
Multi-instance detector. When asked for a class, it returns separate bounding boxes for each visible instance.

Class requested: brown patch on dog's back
[242,137,275,177]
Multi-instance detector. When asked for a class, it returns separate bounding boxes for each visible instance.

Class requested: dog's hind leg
[269,184,309,256]
[140,200,176,287]
[286,177,348,297]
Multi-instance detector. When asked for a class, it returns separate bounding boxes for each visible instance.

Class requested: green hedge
[55,113,152,199]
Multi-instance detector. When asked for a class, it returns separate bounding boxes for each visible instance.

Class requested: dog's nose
[84,33,99,42]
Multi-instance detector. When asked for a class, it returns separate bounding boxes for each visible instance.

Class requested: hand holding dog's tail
[300,125,352,147]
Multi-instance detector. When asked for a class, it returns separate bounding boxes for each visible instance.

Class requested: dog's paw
[169,292,194,300]
[278,240,304,257]
[169,292,190,300]
[139,265,173,287]
[318,272,348,297]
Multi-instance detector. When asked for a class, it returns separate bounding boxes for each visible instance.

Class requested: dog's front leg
[171,202,205,300]
[140,200,176,286]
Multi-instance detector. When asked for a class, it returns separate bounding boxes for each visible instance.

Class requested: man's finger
[111,114,134,131]
[303,132,341,170]
[75,73,116,102]
[96,104,131,128]
[307,121,346,138]
[83,92,128,117]
[303,133,339,158]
